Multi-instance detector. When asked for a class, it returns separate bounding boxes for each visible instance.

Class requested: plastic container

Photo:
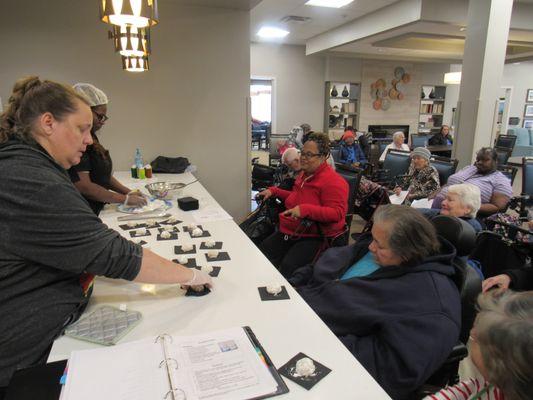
[145,164,152,178]
[137,166,146,179]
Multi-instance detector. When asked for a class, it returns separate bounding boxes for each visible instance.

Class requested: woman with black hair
[257,133,348,278]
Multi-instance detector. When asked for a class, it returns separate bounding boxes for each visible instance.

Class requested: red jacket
[269,162,348,237]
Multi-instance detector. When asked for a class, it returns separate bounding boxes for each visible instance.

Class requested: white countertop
[49,172,390,399]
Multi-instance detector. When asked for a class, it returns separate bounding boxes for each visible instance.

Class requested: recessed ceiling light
[305,0,354,8]
[257,27,290,38]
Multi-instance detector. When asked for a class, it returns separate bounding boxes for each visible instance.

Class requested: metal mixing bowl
[145,182,186,199]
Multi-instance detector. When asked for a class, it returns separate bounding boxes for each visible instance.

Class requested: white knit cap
[72,83,108,106]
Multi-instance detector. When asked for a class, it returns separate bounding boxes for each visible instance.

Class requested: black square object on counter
[187,229,211,238]
[174,244,197,255]
[182,224,203,233]
[177,196,199,211]
[194,266,221,277]
[156,232,178,241]
[185,286,211,297]
[258,286,290,301]
[129,229,152,238]
[119,223,147,231]
[172,258,197,268]
[158,226,180,233]
[199,241,223,250]
[277,352,331,390]
[204,251,230,262]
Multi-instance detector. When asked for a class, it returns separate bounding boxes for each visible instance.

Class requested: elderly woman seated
[290,205,461,399]
[379,130,410,162]
[419,183,482,232]
[393,147,440,204]
[424,290,533,400]
[432,147,513,216]
[278,147,301,190]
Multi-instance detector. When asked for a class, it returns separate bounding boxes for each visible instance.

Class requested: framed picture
[527,89,533,103]
[524,119,533,129]
[525,104,533,117]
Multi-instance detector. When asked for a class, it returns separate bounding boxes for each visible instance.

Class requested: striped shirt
[423,377,504,400]
[433,165,513,208]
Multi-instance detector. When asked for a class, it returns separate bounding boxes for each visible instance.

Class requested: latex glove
[124,190,148,207]
[182,268,213,289]
[482,274,511,293]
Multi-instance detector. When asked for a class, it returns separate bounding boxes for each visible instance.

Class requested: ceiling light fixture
[109,25,151,57]
[121,55,150,72]
[444,72,461,85]
[305,0,354,8]
[257,27,290,39]
[100,0,159,28]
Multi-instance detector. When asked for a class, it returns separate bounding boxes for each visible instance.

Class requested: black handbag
[150,156,190,173]
[240,199,282,245]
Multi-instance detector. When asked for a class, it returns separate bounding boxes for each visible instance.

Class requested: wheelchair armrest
[445,343,468,364]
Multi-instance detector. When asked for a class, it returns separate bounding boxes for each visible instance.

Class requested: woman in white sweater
[379,130,410,161]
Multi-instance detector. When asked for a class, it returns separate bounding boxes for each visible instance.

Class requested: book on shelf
[60,326,288,400]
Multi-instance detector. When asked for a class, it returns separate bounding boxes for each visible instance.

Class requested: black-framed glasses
[300,151,323,159]
[92,110,109,123]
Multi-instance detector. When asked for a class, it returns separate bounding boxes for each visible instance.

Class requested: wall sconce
[100,0,159,28]
[109,25,151,57]
[444,72,461,85]
[122,55,150,72]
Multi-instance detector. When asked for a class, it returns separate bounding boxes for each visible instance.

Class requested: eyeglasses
[300,151,323,159]
[92,110,109,123]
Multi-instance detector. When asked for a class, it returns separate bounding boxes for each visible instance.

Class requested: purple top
[433,165,513,208]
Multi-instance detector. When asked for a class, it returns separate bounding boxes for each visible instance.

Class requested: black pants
[259,231,324,279]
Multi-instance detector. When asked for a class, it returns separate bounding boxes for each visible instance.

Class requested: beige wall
[0,0,251,220]
[250,43,325,134]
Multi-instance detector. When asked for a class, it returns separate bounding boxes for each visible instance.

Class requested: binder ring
[159,358,179,370]
[164,388,186,400]
[155,333,173,344]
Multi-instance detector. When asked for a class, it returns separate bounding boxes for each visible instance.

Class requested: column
[454,0,513,167]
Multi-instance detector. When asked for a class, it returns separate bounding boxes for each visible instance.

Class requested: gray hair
[476,291,533,400]
[281,147,300,164]
[373,204,440,266]
[447,184,481,218]
[392,131,405,141]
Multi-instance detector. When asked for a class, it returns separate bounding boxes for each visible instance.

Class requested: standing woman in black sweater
[68,83,146,215]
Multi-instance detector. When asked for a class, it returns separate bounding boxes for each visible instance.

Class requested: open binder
[61,326,288,400]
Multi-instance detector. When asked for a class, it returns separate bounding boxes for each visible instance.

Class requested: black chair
[522,157,533,196]
[374,138,393,156]
[334,165,364,246]
[497,164,518,185]
[377,149,411,186]
[494,134,517,152]
[416,216,481,395]
[495,147,513,166]
[410,134,429,149]
[429,155,458,186]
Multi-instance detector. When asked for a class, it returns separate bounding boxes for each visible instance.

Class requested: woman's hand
[125,190,148,207]
[282,206,301,219]
[257,189,273,201]
[393,186,402,196]
[482,274,511,293]
[181,268,213,289]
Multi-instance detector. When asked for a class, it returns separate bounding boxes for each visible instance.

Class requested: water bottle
[135,148,145,179]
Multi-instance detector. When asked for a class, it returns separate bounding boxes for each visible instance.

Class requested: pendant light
[109,25,151,57]
[100,0,159,28]
[121,55,150,72]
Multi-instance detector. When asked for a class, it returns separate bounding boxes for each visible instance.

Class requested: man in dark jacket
[290,205,461,399]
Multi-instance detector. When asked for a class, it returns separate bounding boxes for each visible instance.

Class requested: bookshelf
[324,81,360,140]
[418,85,446,134]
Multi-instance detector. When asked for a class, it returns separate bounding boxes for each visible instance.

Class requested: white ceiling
[250,0,533,62]
[162,0,261,10]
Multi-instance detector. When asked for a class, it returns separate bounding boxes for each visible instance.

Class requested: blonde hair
[0,76,89,144]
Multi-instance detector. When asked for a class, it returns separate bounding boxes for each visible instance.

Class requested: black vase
[342,85,349,97]
[429,89,436,99]
[331,85,338,97]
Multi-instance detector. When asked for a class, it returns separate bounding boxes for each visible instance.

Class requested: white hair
[392,131,405,140]
[281,147,300,164]
[448,183,481,218]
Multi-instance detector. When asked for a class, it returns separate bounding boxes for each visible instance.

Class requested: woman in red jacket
[258,133,348,278]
